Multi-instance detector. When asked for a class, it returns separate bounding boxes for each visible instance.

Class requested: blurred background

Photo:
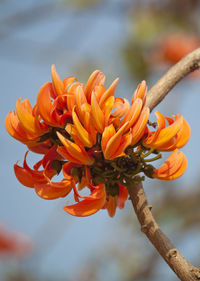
[1,0,200,280]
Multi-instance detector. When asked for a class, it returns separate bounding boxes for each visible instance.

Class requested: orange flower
[5,101,49,146]
[64,183,106,217]
[103,184,129,217]
[63,181,128,217]
[14,146,60,188]
[160,33,200,64]
[0,223,32,258]
[143,111,190,151]
[154,149,187,181]
[6,67,190,218]
[63,77,149,161]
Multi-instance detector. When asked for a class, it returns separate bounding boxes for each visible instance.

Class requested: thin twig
[146,48,200,111]
[128,182,200,281]
[129,48,200,281]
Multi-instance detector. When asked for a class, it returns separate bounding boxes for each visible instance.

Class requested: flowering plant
[6,66,190,217]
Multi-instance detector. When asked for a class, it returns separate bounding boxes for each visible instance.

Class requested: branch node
[190,268,200,279]
[190,62,200,72]
[141,224,148,233]
[166,249,178,260]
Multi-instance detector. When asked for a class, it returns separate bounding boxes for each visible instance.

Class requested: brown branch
[128,49,200,281]
[146,48,200,111]
[128,182,200,281]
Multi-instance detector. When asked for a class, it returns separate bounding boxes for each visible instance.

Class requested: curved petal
[91,92,105,133]
[131,107,150,146]
[14,164,35,187]
[63,76,77,91]
[120,98,143,130]
[14,152,56,188]
[175,119,191,149]
[63,184,106,217]
[37,82,55,126]
[5,112,37,143]
[72,107,93,147]
[35,179,72,200]
[103,122,129,159]
[16,99,47,136]
[101,124,116,153]
[144,114,183,148]
[117,184,129,209]
[109,132,132,159]
[84,70,105,103]
[51,64,64,97]
[131,80,147,105]
[57,132,94,165]
[105,195,117,217]
[75,86,87,122]
[154,149,187,180]
[112,98,130,118]
[99,78,119,108]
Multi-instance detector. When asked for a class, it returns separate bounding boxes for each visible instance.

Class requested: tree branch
[128,48,200,281]
[146,48,200,111]
[128,182,200,281]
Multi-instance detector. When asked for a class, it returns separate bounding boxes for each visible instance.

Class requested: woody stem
[128,181,200,281]
[129,48,200,281]
[146,48,200,111]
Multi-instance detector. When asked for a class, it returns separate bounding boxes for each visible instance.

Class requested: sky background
[1,0,200,280]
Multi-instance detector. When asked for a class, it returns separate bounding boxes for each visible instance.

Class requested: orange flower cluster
[160,33,200,64]
[5,67,190,217]
[0,223,32,258]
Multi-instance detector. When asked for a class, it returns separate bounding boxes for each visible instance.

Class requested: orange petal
[65,123,85,147]
[63,76,77,91]
[75,85,87,122]
[175,119,191,149]
[35,180,72,200]
[57,132,94,165]
[82,110,97,144]
[117,184,129,209]
[51,64,64,97]
[106,195,117,217]
[84,70,105,102]
[16,152,56,186]
[102,96,115,126]
[93,85,106,103]
[112,98,130,118]
[14,164,35,187]
[42,144,63,168]
[109,132,132,159]
[131,107,150,146]
[103,122,129,159]
[131,80,147,105]
[57,146,83,164]
[72,107,93,147]
[154,149,187,180]
[37,82,55,125]
[28,141,52,154]
[63,184,106,217]
[156,111,166,130]
[91,92,105,133]
[101,124,116,153]
[5,112,37,143]
[121,98,143,130]
[17,99,48,136]
[144,114,183,148]
[99,78,119,108]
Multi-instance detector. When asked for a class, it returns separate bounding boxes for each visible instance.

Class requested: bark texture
[128,182,200,281]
